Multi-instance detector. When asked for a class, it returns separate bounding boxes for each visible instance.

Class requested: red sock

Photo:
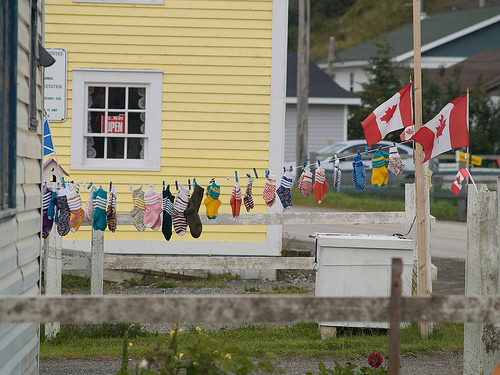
[313,168,327,203]
[230,182,242,217]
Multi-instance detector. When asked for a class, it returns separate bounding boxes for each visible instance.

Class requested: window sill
[0,208,18,224]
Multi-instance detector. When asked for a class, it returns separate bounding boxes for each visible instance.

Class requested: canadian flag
[362,82,413,146]
[411,94,469,162]
[451,168,470,196]
[400,125,415,141]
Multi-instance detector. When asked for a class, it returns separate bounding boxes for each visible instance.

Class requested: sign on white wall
[44,48,67,122]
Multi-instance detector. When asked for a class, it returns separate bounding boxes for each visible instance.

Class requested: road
[282,206,466,259]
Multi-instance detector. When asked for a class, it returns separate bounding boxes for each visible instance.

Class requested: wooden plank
[104,255,315,271]
[2,295,500,324]
[63,255,314,272]
[79,212,407,227]
[91,229,104,295]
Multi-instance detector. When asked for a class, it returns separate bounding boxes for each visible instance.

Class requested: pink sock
[143,187,162,230]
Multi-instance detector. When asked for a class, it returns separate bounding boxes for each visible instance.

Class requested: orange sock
[313,167,328,203]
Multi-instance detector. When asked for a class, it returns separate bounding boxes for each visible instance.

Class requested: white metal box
[315,233,414,329]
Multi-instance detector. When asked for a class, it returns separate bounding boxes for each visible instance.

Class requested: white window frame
[71,69,163,171]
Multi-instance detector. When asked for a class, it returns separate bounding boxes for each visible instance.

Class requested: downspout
[30,0,39,133]
[2,0,18,209]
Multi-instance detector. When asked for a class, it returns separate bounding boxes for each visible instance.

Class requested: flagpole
[413,0,431,337]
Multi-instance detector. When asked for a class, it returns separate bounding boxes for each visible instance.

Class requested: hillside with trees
[289,0,500,61]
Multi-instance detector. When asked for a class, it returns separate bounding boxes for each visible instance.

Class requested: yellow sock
[204,195,221,219]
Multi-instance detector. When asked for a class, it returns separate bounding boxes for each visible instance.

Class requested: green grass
[40,322,464,360]
[291,188,459,221]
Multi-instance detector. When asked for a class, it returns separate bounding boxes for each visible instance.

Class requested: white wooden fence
[5,183,500,374]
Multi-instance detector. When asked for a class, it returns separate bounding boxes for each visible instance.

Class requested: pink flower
[368,352,383,369]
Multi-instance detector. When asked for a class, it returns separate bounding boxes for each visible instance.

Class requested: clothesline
[44,140,414,193]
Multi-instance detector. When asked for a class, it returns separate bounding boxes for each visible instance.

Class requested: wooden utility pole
[296,0,310,167]
[327,36,334,77]
[412,0,432,337]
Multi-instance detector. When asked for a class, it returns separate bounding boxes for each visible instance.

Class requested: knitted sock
[262,174,277,207]
[42,183,53,239]
[371,150,389,188]
[143,187,162,230]
[243,179,254,212]
[333,162,342,192]
[185,184,204,238]
[56,187,71,236]
[130,187,146,232]
[92,187,108,231]
[172,185,190,235]
[230,182,242,217]
[106,186,117,233]
[313,167,329,203]
[204,182,221,219]
[276,170,293,209]
[67,187,85,233]
[298,166,313,198]
[352,153,366,192]
[47,190,58,220]
[388,146,404,176]
[162,186,175,241]
[84,186,96,221]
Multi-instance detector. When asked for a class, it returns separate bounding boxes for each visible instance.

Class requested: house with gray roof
[323,5,500,93]
[285,52,360,163]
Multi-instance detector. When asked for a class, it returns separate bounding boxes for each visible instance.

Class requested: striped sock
[243,179,254,212]
[172,185,190,236]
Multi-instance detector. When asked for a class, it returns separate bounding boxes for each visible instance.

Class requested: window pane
[107,137,125,159]
[128,138,144,159]
[128,112,145,134]
[88,111,105,133]
[129,87,146,109]
[87,136,105,158]
[88,86,106,108]
[109,87,125,109]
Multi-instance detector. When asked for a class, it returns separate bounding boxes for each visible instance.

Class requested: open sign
[101,114,125,134]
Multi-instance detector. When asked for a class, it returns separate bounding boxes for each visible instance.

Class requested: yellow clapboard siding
[63,52,271,68]
[47,0,272,11]
[164,131,269,142]
[46,27,271,40]
[46,42,271,59]
[165,122,270,132]
[45,34,271,49]
[46,9,272,23]
[161,139,269,151]
[163,112,269,123]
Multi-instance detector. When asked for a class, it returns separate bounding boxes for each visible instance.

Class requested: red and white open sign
[101,114,125,134]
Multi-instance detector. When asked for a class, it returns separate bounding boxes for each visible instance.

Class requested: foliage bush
[117,325,283,375]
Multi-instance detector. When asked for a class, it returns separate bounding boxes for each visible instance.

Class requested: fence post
[91,227,104,295]
[389,258,402,375]
[43,226,62,338]
[463,183,500,375]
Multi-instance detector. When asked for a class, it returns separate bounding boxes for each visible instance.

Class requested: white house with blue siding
[285,52,360,163]
[0,0,45,373]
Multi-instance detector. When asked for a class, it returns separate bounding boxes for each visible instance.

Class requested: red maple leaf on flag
[435,114,446,143]
[379,104,397,123]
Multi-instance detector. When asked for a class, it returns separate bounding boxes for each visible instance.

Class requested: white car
[314,140,415,178]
